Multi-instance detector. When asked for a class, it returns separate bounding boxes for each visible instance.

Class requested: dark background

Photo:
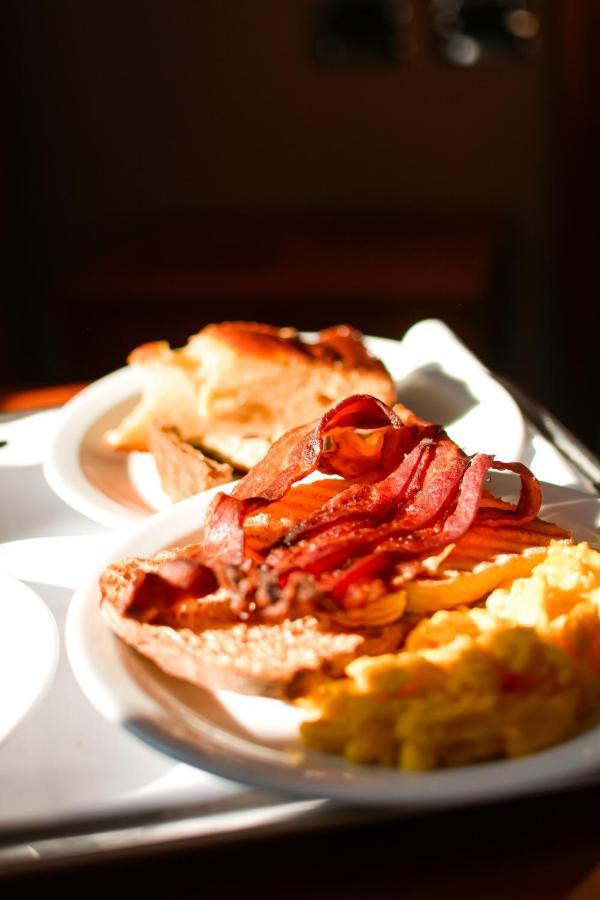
[2,1,599,452]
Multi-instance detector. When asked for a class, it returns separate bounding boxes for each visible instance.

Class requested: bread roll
[104,323,395,474]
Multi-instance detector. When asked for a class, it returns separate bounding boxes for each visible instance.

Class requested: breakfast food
[100,394,571,710]
[147,423,236,503]
[104,322,395,500]
[100,547,405,697]
[301,542,600,769]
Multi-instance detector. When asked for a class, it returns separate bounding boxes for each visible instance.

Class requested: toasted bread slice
[99,547,406,698]
[148,423,235,503]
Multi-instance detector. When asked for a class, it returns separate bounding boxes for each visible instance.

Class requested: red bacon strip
[262,452,492,582]
[283,438,437,545]
[124,560,219,621]
[329,552,394,604]
[125,394,544,620]
[202,395,426,566]
[283,432,470,547]
[476,460,542,526]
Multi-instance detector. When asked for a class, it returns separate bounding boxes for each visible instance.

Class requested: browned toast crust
[148,423,234,502]
[104,323,395,462]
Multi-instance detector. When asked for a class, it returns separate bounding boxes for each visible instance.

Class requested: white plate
[0,410,62,468]
[0,573,59,744]
[44,319,526,529]
[66,479,600,809]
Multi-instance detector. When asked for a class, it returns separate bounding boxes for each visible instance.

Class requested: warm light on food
[99,392,570,709]
[103,322,395,500]
[97,382,600,773]
[300,543,600,770]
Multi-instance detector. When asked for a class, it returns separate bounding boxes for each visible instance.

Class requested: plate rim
[43,365,147,529]
[0,572,60,744]
[43,319,526,529]
[66,480,600,809]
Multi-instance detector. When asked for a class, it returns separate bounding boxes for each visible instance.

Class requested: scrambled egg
[300,542,600,770]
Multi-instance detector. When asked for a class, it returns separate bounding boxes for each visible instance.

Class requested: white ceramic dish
[0,410,62,468]
[44,319,526,529]
[0,573,59,745]
[66,479,600,809]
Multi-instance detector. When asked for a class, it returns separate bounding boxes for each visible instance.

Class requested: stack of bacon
[125,394,568,627]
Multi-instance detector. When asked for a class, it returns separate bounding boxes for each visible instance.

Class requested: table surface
[1,383,599,899]
[2,782,599,899]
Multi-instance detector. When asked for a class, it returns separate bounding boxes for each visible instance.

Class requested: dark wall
[6,3,548,222]
[6,2,591,448]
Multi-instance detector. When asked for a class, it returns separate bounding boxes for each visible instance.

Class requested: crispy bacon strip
[329,552,394,604]
[124,560,219,621]
[476,460,542,525]
[263,453,493,581]
[202,395,424,566]
[124,394,545,621]
[283,438,438,545]
[283,434,470,546]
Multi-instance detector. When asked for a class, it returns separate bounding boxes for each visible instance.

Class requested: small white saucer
[0,572,59,744]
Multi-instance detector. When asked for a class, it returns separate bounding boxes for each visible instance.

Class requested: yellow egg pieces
[488,541,600,669]
[300,542,600,770]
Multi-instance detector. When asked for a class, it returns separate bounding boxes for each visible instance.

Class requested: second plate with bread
[44,319,526,528]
